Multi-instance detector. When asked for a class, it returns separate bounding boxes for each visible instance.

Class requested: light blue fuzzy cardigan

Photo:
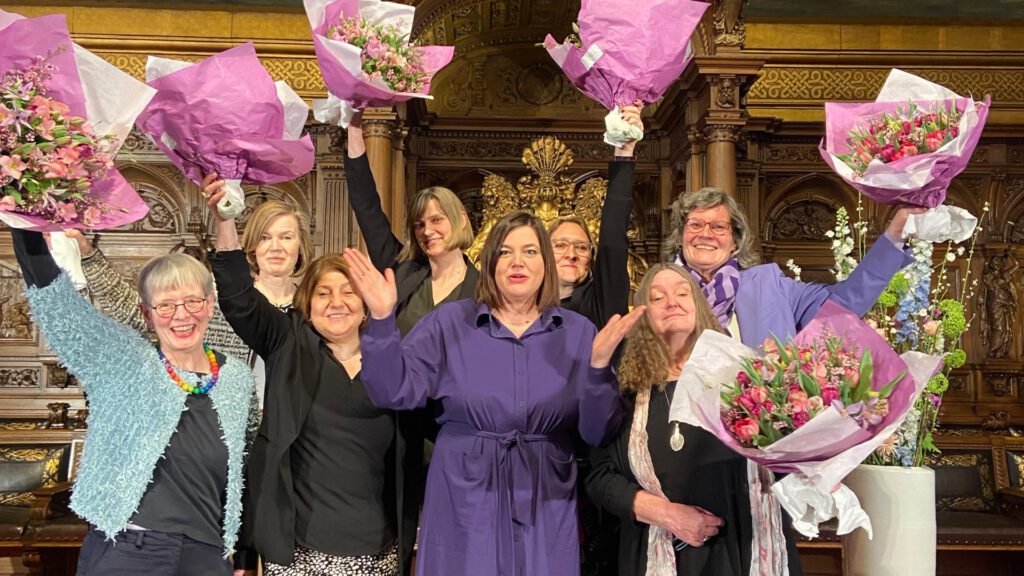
[26,274,254,556]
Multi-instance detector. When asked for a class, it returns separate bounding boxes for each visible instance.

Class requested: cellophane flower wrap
[0,10,154,231]
[669,301,941,538]
[543,0,708,147]
[819,69,990,243]
[304,0,454,128]
[135,43,315,220]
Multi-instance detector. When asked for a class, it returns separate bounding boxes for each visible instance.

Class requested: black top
[132,392,228,547]
[210,249,409,572]
[587,381,808,576]
[396,277,462,338]
[344,150,478,572]
[292,359,396,556]
[561,158,634,328]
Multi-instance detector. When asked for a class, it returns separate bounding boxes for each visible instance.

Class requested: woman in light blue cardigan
[12,229,253,576]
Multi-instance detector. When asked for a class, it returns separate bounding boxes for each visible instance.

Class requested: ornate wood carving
[767,201,837,242]
[986,373,1021,398]
[979,253,1020,359]
[713,0,748,48]
[45,363,77,390]
[0,368,39,388]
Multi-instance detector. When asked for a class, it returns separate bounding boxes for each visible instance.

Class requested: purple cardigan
[734,236,912,347]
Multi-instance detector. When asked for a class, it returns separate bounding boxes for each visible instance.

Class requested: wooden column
[686,127,707,193]
[704,124,741,196]
[362,108,399,237]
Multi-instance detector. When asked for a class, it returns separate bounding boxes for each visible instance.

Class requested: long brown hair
[475,211,560,311]
[616,263,724,393]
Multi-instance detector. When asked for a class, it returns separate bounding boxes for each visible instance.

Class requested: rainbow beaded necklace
[158,344,220,395]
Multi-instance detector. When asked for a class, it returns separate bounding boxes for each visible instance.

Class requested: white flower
[946,252,956,262]
[957,247,965,256]
[825,230,835,238]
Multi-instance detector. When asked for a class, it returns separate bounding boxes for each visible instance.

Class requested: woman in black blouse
[587,263,756,576]
[204,184,408,576]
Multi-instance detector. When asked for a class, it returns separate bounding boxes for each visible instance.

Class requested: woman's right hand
[203,172,243,251]
[634,490,724,547]
[342,248,397,319]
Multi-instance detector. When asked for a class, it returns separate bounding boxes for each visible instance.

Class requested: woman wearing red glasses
[648,187,923,573]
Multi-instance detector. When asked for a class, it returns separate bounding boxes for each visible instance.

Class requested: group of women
[10,102,921,576]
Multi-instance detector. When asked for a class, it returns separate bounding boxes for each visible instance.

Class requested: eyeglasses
[684,219,731,236]
[552,240,591,257]
[149,297,208,318]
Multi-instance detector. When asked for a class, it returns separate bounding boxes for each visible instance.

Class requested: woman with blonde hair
[587,263,759,576]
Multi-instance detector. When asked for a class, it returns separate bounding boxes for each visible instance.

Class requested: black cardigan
[211,249,410,572]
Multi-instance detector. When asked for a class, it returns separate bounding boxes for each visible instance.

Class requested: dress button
[518,401,525,407]
[514,535,520,542]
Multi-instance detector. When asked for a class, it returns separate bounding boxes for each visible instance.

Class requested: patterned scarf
[627,388,676,576]
[675,255,741,333]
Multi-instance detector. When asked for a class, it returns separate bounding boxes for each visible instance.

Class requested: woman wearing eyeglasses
[10,228,254,575]
[549,103,642,330]
[661,188,922,572]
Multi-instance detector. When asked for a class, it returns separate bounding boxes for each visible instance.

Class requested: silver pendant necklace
[664,388,685,452]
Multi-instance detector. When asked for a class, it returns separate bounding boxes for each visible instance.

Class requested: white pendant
[669,422,685,452]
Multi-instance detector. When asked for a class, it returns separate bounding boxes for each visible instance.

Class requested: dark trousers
[76,526,232,576]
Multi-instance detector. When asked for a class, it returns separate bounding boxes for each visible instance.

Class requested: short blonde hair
[476,211,560,312]
[661,188,759,269]
[137,253,214,305]
[616,263,724,393]
[398,186,474,262]
[241,200,313,279]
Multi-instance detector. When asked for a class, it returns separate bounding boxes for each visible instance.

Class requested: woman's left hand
[591,306,646,368]
[343,248,397,319]
[884,206,928,241]
[615,99,644,157]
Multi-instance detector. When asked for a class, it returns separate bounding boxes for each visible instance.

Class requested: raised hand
[590,305,646,368]
[63,229,93,255]
[615,99,645,157]
[201,172,241,250]
[342,248,397,320]
[885,206,929,241]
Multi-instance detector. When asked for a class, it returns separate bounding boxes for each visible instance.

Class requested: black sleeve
[344,152,405,272]
[232,546,258,570]
[585,407,641,522]
[208,249,292,359]
[10,229,61,288]
[588,159,634,326]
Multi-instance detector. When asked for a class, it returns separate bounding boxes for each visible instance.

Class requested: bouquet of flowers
[0,10,154,230]
[823,200,987,468]
[544,0,708,147]
[135,43,315,220]
[304,0,454,128]
[670,301,942,538]
[721,333,903,449]
[819,69,990,243]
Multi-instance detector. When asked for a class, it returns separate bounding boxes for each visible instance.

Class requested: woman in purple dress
[344,211,644,576]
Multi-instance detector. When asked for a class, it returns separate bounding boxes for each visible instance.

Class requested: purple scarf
[675,255,740,332]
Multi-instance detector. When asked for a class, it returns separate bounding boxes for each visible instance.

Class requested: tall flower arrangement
[327,14,427,93]
[825,198,985,467]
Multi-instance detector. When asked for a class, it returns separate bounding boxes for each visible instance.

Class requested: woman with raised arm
[550,101,642,328]
[204,183,409,576]
[344,210,644,576]
[11,228,253,575]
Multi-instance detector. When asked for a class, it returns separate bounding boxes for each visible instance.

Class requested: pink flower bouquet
[543,0,708,146]
[0,10,155,231]
[669,301,941,538]
[304,0,454,127]
[819,69,990,243]
[135,43,315,220]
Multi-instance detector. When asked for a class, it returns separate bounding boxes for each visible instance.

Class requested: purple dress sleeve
[781,235,912,331]
[360,311,442,410]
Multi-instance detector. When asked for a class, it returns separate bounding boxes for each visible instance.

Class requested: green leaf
[876,370,906,399]
[799,370,821,398]
[853,349,874,403]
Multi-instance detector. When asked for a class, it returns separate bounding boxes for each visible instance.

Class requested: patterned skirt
[264,543,400,576]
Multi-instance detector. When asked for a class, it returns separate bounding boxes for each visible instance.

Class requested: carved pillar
[362,108,400,237]
[686,128,707,193]
[391,121,409,236]
[705,124,741,196]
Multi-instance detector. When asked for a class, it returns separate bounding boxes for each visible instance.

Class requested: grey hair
[137,253,214,305]
[660,187,760,269]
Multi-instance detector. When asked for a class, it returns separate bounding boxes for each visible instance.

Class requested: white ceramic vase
[841,464,936,576]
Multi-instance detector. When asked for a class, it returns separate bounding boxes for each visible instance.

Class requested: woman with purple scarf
[658,187,921,573]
